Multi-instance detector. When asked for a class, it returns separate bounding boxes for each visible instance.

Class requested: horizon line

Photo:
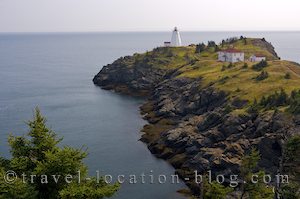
[1,30,300,34]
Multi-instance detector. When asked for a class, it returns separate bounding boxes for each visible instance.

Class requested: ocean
[0,31,299,198]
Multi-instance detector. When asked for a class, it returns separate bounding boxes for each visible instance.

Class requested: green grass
[135,46,198,70]
[178,60,300,102]
[220,38,277,60]
[124,38,300,108]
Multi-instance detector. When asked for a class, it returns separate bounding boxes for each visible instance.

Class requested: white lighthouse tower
[170,27,182,47]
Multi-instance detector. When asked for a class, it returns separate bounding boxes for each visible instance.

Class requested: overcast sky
[1,0,300,32]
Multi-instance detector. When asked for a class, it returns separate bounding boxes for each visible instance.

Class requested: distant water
[0,32,300,198]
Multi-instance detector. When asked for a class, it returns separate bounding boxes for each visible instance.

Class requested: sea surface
[0,31,299,198]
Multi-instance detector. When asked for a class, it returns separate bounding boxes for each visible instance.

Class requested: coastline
[93,37,300,197]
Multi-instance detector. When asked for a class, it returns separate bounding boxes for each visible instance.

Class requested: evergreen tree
[1,108,119,199]
[214,45,220,52]
[195,43,206,53]
[0,166,37,199]
[203,178,233,199]
[221,40,225,47]
[279,135,300,198]
[239,149,274,199]
[207,41,217,48]
[252,60,268,71]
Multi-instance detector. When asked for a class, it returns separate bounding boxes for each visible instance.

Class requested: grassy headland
[128,37,300,113]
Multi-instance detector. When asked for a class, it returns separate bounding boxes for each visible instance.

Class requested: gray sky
[0,0,300,32]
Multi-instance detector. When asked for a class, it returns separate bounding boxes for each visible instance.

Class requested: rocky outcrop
[140,77,299,194]
[251,38,280,59]
[93,56,169,96]
[93,39,299,196]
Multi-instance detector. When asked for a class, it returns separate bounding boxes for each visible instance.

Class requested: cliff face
[93,38,300,195]
[139,77,299,194]
[93,57,167,95]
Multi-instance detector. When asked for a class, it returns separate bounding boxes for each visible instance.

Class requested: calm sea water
[0,32,299,198]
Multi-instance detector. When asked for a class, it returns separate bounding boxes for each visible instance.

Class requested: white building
[164,27,182,47]
[171,27,182,46]
[164,42,171,47]
[250,54,266,62]
[218,49,244,63]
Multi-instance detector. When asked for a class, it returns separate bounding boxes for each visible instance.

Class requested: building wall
[218,52,226,62]
[171,30,182,47]
[218,52,244,63]
[250,56,266,62]
[231,53,244,62]
[164,42,171,47]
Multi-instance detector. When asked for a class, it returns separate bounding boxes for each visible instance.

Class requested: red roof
[254,54,266,57]
[221,49,243,53]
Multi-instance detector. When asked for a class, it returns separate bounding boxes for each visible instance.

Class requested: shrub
[221,65,226,71]
[227,63,233,68]
[207,41,217,48]
[240,149,274,199]
[214,45,220,52]
[251,89,300,114]
[195,43,206,53]
[219,76,229,84]
[252,60,268,71]
[284,72,291,79]
[221,40,225,47]
[256,71,269,81]
[288,90,300,114]
[260,89,288,108]
[279,135,300,198]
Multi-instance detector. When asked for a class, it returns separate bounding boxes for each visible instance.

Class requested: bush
[227,63,233,68]
[288,90,300,114]
[195,43,206,53]
[207,41,216,48]
[203,178,233,199]
[252,60,268,71]
[256,71,269,81]
[284,72,291,79]
[219,76,229,84]
[235,88,241,92]
[221,65,226,71]
[240,149,274,199]
[214,45,220,52]
[251,89,300,114]
[260,89,288,108]
[280,135,300,198]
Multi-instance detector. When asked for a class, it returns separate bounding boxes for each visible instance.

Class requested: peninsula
[93,37,300,198]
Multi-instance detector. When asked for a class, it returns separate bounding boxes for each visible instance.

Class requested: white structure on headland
[171,27,182,46]
[164,27,182,47]
[164,41,171,47]
[218,49,245,63]
[250,54,266,62]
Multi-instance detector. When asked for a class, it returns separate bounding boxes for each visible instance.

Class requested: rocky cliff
[93,37,300,196]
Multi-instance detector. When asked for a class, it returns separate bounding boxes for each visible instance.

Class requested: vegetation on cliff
[94,37,300,111]
[280,135,300,199]
[93,36,300,198]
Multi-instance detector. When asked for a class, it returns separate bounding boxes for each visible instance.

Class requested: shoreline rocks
[92,39,299,196]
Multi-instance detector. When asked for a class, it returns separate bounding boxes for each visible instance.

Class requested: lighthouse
[164,27,182,47]
[170,27,182,47]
